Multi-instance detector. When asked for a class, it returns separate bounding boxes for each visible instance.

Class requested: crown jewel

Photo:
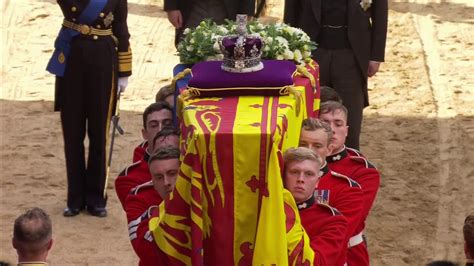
[219,15,264,73]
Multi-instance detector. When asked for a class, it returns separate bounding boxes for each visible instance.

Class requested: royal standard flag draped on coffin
[149,63,319,265]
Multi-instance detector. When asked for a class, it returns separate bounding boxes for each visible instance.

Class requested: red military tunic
[125,181,163,221]
[115,153,152,209]
[125,181,162,266]
[133,140,148,163]
[316,162,364,265]
[327,147,381,266]
[298,195,348,266]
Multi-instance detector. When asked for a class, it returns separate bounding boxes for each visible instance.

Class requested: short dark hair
[320,86,342,103]
[319,101,348,121]
[464,213,474,258]
[13,208,52,252]
[155,85,175,102]
[152,126,180,149]
[148,147,180,166]
[142,101,173,129]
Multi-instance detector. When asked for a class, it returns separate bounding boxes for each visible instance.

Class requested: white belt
[348,231,364,248]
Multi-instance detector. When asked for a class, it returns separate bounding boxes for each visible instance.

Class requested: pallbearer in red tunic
[299,198,348,266]
[115,155,152,209]
[283,147,348,265]
[125,181,162,222]
[124,147,180,265]
[125,182,161,266]
[127,205,161,266]
[116,111,178,208]
[132,102,173,163]
[320,101,381,266]
[317,163,363,265]
[299,118,364,265]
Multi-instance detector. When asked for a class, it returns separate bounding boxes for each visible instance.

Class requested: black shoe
[63,207,81,217]
[87,206,107,218]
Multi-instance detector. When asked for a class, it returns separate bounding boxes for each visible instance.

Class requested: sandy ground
[1,0,473,265]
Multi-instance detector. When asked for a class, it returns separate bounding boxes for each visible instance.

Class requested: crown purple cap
[219,15,264,73]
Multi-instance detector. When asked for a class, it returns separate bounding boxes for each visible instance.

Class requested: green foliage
[177,19,317,65]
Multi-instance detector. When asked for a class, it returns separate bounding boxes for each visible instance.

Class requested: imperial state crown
[219,14,264,73]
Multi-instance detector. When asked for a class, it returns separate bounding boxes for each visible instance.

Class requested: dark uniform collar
[320,161,330,177]
[143,151,150,163]
[297,195,315,210]
[326,146,348,163]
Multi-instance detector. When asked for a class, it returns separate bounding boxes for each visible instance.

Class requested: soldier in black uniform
[47,0,132,217]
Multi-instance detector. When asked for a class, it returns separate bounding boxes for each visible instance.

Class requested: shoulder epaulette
[347,147,363,157]
[129,181,154,195]
[128,205,158,241]
[350,156,377,169]
[317,202,342,216]
[119,160,142,176]
[331,171,361,188]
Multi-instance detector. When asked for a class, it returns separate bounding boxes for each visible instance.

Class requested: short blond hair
[283,147,323,168]
[301,118,333,143]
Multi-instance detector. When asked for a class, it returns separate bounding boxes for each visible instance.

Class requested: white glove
[118,77,129,93]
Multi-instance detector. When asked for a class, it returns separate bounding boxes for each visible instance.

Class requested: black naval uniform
[52,0,132,214]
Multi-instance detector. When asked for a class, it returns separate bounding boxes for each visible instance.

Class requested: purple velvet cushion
[188,60,296,90]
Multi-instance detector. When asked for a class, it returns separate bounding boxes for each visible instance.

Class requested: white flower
[217,25,226,32]
[264,45,270,51]
[275,36,289,47]
[183,28,191,35]
[284,49,294,60]
[293,27,305,36]
[294,49,303,62]
[186,46,194,52]
[190,38,195,44]
[213,41,220,52]
[266,37,273,44]
[216,54,224,60]
[283,26,295,35]
[276,54,284,60]
[303,50,312,58]
[274,23,283,30]
[360,0,372,11]
[275,36,288,46]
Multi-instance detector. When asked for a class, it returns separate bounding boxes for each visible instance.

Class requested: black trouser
[56,37,117,209]
[315,48,365,150]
